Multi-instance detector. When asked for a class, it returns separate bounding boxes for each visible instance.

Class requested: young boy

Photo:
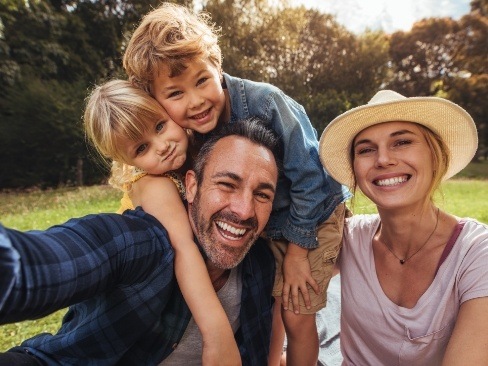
[123,3,350,364]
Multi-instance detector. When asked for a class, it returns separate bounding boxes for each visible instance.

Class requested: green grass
[351,179,488,224]
[1,185,120,231]
[0,162,487,351]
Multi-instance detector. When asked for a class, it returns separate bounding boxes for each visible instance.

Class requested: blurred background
[0,0,486,189]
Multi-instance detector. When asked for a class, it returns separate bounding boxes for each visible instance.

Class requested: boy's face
[151,58,228,134]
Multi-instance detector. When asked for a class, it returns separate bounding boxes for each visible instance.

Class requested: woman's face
[352,121,434,211]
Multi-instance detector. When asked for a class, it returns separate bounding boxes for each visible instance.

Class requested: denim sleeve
[264,91,348,249]
[0,209,172,324]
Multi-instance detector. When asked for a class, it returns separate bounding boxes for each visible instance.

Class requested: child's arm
[131,175,241,365]
[282,243,319,314]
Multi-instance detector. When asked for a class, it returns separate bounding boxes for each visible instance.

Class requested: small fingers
[290,286,300,314]
[282,285,290,311]
[300,285,312,310]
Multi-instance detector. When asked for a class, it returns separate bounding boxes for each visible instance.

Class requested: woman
[319,90,488,365]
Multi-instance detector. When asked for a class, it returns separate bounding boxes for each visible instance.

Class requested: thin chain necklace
[381,207,440,265]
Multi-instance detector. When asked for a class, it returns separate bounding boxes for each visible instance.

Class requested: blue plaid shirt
[0,208,275,365]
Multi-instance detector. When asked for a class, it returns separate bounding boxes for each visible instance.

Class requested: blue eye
[156,122,165,132]
[136,144,147,154]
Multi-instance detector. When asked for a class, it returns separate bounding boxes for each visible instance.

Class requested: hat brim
[319,97,478,187]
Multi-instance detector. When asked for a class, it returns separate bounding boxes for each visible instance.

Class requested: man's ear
[185,170,197,204]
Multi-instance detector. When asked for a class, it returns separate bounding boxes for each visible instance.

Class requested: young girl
[83,79,240,365]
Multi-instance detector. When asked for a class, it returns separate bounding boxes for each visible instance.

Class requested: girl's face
[118,115,188,175]
[352,121,434,211]
[151,58,228,134]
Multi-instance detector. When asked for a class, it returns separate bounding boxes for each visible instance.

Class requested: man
[0,118,280,365]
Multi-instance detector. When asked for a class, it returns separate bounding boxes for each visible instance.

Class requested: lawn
[0,161,487,351]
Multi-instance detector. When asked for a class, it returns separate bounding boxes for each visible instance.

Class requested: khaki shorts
[269,203,346,314]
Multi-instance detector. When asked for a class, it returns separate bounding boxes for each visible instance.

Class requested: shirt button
[172,343,178,350]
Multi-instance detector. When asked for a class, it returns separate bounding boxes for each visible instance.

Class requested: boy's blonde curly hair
[123,2,222,94]
[83,79,167,190]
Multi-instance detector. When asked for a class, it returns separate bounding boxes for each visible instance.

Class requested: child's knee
[282,312,317,337]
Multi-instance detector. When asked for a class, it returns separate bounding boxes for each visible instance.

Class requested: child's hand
[282,243,319,314]
[202,330,242,366]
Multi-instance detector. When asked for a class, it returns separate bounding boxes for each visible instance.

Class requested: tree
[0,77,89,187]
[447,9,488,157]
[0,0,192,188]
[202,0,389,132]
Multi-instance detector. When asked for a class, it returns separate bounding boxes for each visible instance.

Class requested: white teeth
[216,221,246,236]
[192,109,209,119]
[376,176,408,186]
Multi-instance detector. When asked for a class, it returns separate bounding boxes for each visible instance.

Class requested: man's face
[186,136,278,269]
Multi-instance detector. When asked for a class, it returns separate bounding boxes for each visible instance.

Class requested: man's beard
[190,191,259,269]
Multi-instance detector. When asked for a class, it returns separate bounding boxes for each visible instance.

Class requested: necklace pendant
[400,259,405,265]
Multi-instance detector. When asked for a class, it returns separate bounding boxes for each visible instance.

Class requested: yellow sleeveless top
[116,171,186,214]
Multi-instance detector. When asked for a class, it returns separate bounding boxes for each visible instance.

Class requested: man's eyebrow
[213,171,242,181]
[257,182,276,193]
[213,171,276,192]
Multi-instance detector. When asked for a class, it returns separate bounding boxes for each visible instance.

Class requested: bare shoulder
[131,174,180,207]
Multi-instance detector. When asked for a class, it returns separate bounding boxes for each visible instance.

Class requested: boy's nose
[189,93,205,109]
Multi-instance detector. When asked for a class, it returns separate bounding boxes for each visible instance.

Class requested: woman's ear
[185,170,197,204]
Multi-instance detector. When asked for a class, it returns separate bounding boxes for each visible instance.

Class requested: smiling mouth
[374,175,410,187]
[190,108,211,120]
[215,220,247,240]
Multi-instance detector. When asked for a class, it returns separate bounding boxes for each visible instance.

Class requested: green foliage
[386,5,488,151]
[0,0,486,188]
[205,0,390,130]
[0,77,107,188]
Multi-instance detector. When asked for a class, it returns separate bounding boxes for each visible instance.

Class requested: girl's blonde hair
[83,79,166,190]
[123,2,222,93]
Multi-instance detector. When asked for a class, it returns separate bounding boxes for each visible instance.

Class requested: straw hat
[319,90,478,187]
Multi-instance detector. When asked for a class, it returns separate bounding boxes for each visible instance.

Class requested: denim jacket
[224,73,351,249]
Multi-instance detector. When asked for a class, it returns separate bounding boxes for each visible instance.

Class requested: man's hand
[281,243,319,314]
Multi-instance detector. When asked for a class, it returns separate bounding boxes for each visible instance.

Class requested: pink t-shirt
[339,215,488,366]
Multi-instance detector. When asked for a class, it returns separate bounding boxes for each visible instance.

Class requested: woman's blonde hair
[83,79,166,190]
[417,124,450,201]
[123,2,222,93]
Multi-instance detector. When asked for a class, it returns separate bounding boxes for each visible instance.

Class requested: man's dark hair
[192,117,282,183]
